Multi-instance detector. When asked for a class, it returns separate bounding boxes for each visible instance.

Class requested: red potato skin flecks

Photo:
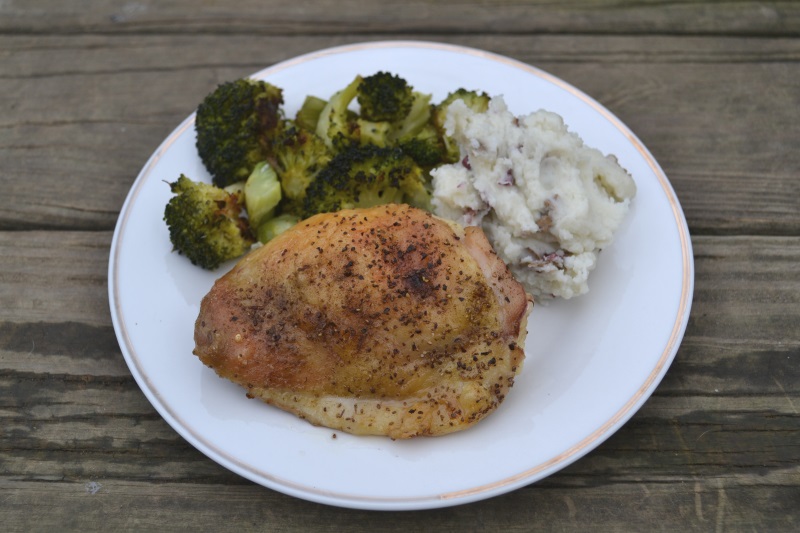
[194,204,532,439]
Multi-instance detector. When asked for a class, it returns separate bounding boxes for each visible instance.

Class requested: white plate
[109,41,693,510]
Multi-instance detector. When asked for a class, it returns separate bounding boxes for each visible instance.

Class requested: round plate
[108,41,693,510]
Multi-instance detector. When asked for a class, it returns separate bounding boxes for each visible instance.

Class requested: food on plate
[163,162,287,268]
[431,97,637,300]
[193,204,531,438]
[431,88,491,163]
[168,72,492,269]
[286,144,431,220]
[357,71,415,122]
[163,176,255,270]
[312,71,448,168]
[195,78,285,188]
[171,69,637,301]
[270,122,332,203]
[243,162,283,229]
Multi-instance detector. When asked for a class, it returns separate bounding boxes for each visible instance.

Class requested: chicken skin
[194,204,531,438]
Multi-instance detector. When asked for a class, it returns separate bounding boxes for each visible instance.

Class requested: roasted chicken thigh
[194,204,531,438]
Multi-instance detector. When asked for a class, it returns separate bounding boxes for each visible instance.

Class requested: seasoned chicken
[194,204,531,438]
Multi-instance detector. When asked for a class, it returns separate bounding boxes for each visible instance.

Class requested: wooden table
[2,1,798,530]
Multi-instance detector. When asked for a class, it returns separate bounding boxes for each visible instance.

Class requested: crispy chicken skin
[194,204,531,438]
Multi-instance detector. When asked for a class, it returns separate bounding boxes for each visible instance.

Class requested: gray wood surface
[2,1,798,530]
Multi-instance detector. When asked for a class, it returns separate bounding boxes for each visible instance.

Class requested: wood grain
[2,34,798,234]
[1,0,799,529]
[3,0,800,35]
[2,478,798,531]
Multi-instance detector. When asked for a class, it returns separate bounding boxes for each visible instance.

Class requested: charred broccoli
[301,144,430,218]
[390,91,433,142]
[306,73,467,171]
[398,124,447,168]
[316,76,361,151]
[195,78,285,188]
[357,71,415,123]
[355,118,391,148]
[164,73,499,271]
[271,122,333,201]
[432,88,491,163]
[163,175,255,270]
[354,73,433,148]
[356,73,444,167]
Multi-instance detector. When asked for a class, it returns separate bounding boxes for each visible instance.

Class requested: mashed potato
[431,97,636,300]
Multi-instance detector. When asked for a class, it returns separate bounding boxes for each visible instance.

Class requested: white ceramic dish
[108,41,694,510]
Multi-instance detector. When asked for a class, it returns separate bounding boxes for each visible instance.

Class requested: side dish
[164,73,489,271]
[431,98,637,300]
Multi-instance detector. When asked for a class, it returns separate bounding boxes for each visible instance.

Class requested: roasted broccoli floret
[391,91,433,141]
[355,73,443,166]
[356,91,434,148]
[313,73,449,170]
[195,78,285,188]
[271,122,333,201]
[357,71,415,123]
[316,76,362,151]
[398,123,447,168]
[432,88,491,163]
[356,118,393,147]
[163,175,254,270]
[301,144,430,218]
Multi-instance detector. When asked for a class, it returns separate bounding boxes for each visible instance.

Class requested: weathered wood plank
[0,231,111,326]
[2,35,799,233]
[2,379,796,480]
[2,476,798,532]
[2,0,798,529]
[2,0,799,36]
[0,322,127,376]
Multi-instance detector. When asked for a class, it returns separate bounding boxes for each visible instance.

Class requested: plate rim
[108,39,695,510]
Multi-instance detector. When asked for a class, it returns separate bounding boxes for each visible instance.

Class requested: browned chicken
[194,204,531,438]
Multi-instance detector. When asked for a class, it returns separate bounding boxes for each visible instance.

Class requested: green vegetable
[315,76,362,151]
[163,175,254,270]
[301,144,430,218]
[295,95,328,132]
[389,91,433,142]
[306,73,490,171]
[244,162,282,228]
[357,71,415,123]
[398,124,447,169]
[195,78,284,187]
[356,118,392,148]
[168,73,494,271]
[257,213,301,243]
[271,122,333,201]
